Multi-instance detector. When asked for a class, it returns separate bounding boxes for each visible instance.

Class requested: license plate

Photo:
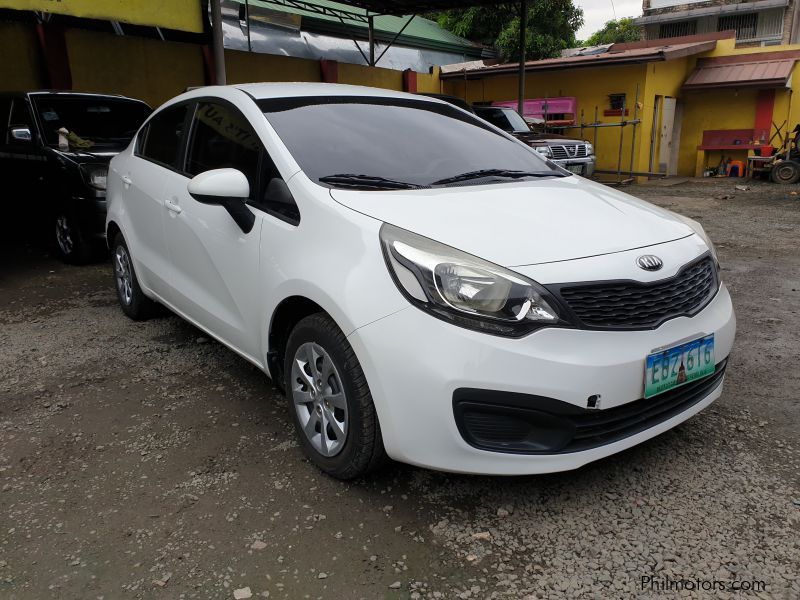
[644,334,715,398]
[566,165,583,175]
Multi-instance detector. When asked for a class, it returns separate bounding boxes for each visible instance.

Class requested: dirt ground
[1,178,798,599]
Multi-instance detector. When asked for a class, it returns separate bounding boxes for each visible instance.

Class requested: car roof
[230,82,437,102]
[0,90,149,104]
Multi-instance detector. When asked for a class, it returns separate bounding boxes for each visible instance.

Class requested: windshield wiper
[431,169,566,186]
[318,173,424,190]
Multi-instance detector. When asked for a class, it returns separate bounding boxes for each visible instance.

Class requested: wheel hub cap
[114,246,134,306]
[291,342,348,457]
[55,215,74,255]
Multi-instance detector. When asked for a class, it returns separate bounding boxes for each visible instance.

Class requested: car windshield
[475,107,531,134]
[259,96,559,189]
[31,95,151,148]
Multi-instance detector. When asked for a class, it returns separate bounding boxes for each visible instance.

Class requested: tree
[583,17,642,46]
[433,1,584,62]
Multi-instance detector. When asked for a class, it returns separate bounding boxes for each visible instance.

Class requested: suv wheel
[54,213,92,264]
[112,233,156,320]
[284,313,386,479]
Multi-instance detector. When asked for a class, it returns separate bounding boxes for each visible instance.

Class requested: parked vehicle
[416,92,476,114]
[0,91,151,262]
[473,105,596,176]
[107,84,735,479]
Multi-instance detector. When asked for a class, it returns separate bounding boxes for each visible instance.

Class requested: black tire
[771,160,800,184]
[111,232,157,321]
[53,212,93,264]
[284,313,386,479]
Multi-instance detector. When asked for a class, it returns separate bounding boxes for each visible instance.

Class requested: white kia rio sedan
[107,83,735,479]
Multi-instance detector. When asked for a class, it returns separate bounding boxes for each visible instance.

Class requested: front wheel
[54,213,92,264]
[284,313,386,479]
[112,233,157,321]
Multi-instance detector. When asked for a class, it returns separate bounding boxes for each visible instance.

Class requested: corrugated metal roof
[239,0,481,51]
[683,58,796,90]
[440,40,717,79]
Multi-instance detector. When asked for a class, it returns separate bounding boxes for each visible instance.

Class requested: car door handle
[121,175,132,187]
[165,198,182,214]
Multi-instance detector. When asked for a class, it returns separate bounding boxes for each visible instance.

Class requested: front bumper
[73,194,108,239]
[347,285,735,475]
[552,156,595,177]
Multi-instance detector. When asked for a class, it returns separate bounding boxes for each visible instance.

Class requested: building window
[718,13,758,40]
[609,94,626,111]
[658,20,697,39]
[604,93,628,117]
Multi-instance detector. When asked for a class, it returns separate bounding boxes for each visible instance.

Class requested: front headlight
[533,146,552,158]
[676,214,718,263]
[380,224,570,337]
[585,143,594,155]
[82,164,108,190]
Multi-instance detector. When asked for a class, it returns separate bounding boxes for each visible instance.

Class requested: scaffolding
[540,84,665,184]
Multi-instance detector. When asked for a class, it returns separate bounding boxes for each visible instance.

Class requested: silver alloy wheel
[291,342,348,457]
[55,215,74,255]
[114,245,134,306]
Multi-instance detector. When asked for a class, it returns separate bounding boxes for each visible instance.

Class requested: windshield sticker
[42,110,59,121]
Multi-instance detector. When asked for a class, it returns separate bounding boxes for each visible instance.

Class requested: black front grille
[453,359,727,455]
[555,255,718,330]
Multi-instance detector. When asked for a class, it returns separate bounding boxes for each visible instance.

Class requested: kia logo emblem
[636,255,663,271]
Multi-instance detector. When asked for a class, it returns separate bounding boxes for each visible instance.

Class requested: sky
[574,0,643,41]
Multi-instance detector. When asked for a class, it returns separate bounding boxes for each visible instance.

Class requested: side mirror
[9,127,32,143]
[188,168,255,233]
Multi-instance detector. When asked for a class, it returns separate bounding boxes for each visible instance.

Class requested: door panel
[118,156,171,295]
[161,174,264,361]
[120,104,191,296]
[161,100,266,361]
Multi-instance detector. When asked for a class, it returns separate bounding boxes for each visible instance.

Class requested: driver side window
[185,101,260,199]
[185,100,299,224]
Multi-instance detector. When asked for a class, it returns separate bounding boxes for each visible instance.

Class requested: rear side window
[139,104,189,169]
[185,101,261,197]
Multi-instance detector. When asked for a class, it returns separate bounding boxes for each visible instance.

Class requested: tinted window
[141,104,189,169]
[31,95,150,148]
[186,102,261,196]
[260,97,556,189]
[474,107,529,133]
[0,98,12,142]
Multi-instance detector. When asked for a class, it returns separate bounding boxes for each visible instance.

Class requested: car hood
[46,146,123,165]
[329,176,694,267]
[514,131,584,144]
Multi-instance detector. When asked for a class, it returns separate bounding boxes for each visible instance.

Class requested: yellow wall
[66,29,204,108]
[0,0,203,33]
[444,64,651,174]
[225,50,321,85]
[444,42,800,179]
[0,21,45,90]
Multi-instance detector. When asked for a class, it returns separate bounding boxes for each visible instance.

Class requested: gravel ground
[0,178,798,599]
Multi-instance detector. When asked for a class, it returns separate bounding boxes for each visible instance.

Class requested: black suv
[0,91,151,262]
